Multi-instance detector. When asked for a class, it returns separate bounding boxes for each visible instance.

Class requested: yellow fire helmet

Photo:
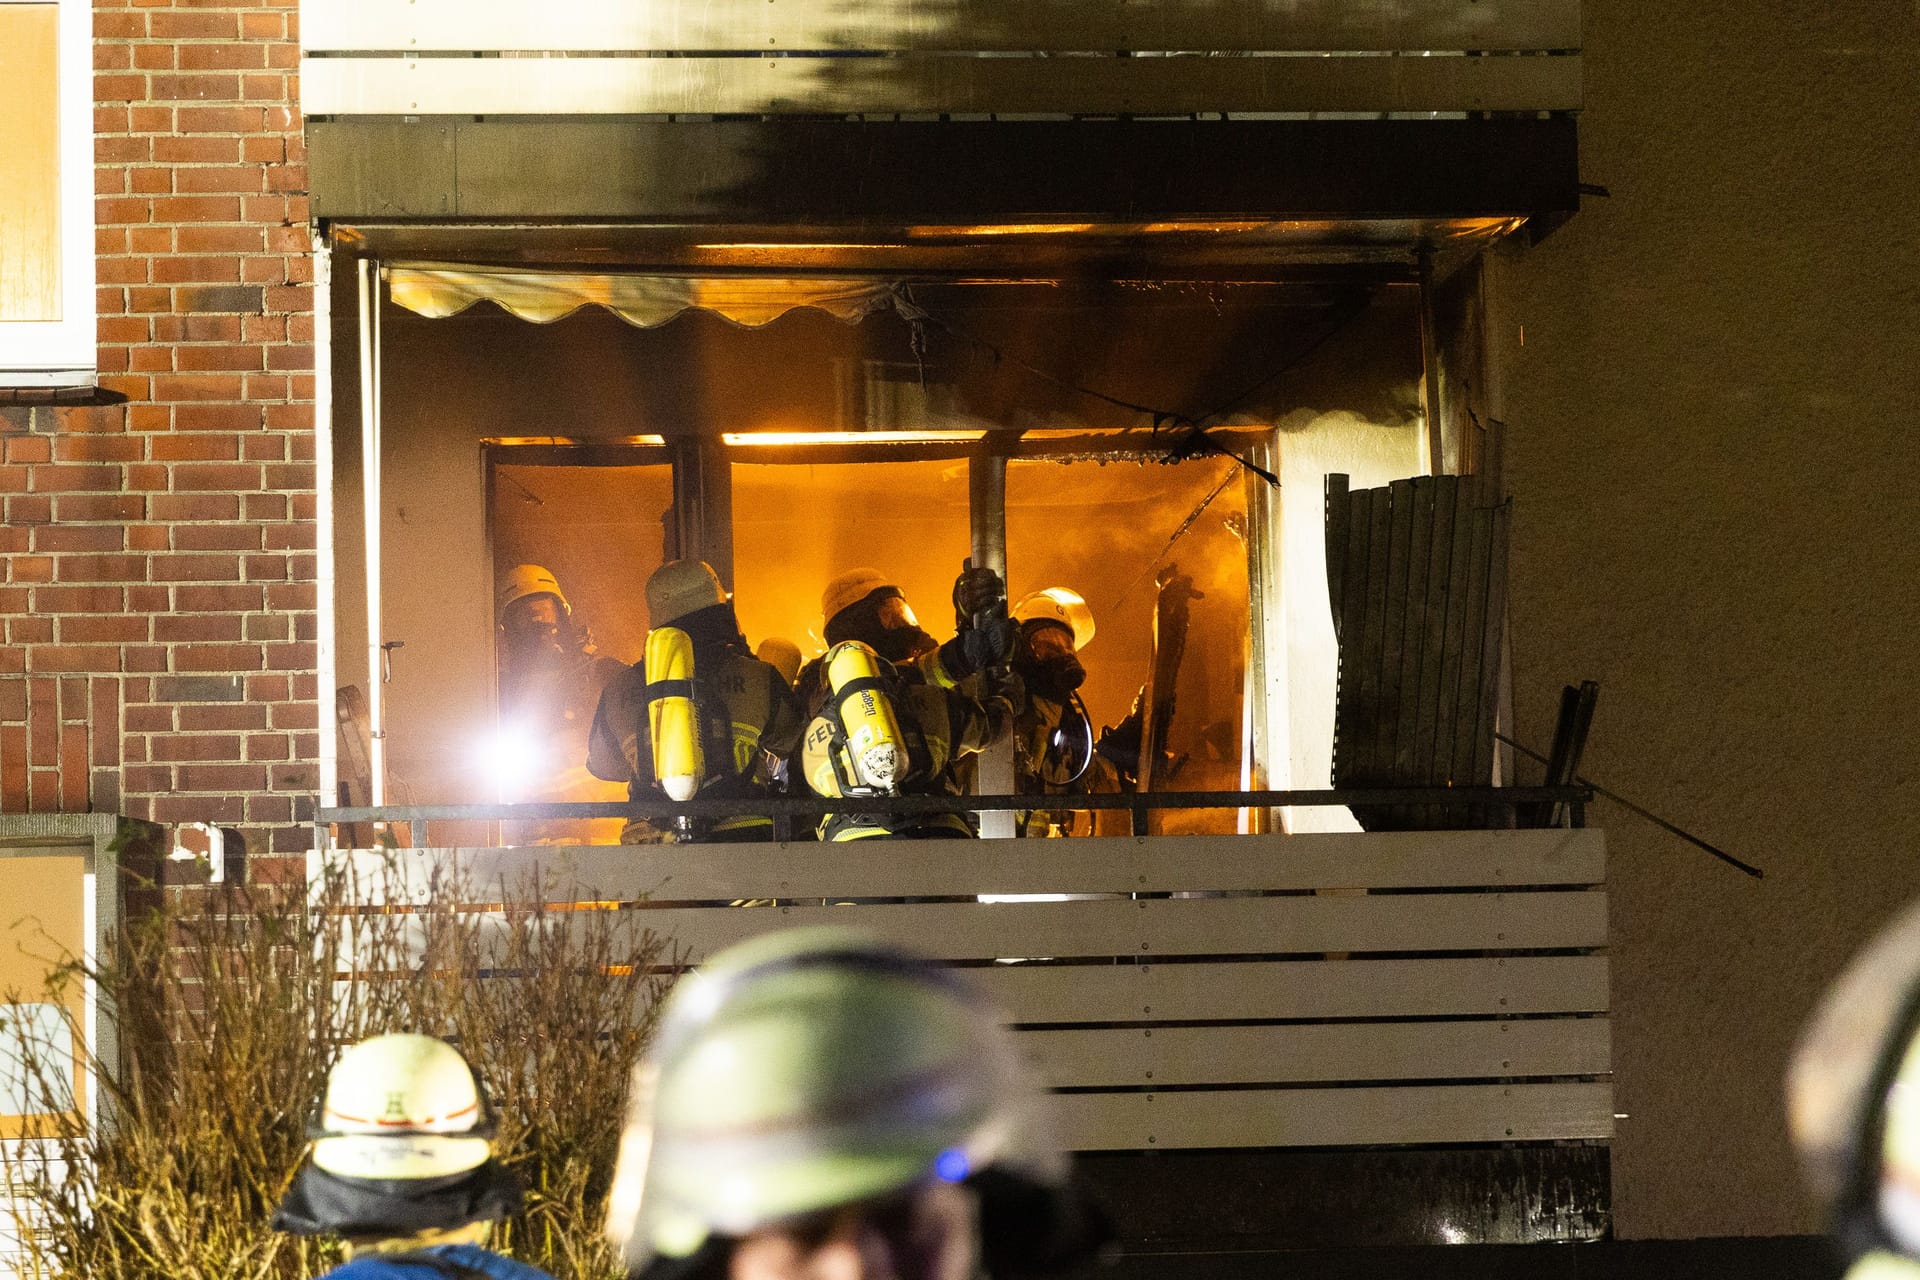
[820,567,898,632]
[605,928,1068,1273]
[497,564,569,619]
[755,637,804,688]
[1012,588,1095,651]
[310,1033,496,1182]
[1789,897,1920,1274]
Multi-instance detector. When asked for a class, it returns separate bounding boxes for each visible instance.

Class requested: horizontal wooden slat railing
[321,828,1611,1153]
[298,0,1581,118]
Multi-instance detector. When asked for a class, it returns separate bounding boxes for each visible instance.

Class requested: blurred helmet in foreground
[605,928,1094,1277]
[1789,899,1920,1277]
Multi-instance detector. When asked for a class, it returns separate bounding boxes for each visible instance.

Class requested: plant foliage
[0,855,668,1280]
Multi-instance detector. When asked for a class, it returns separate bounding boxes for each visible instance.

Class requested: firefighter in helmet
[794,566,1019,841]
[494,564,628,842]
[795,564,1014,706]
[1790,899,1920,1280]
[272,1033,551,1280]
[605,928,1111,1280]
[588,560,805,843]
[1003,588,1134,838]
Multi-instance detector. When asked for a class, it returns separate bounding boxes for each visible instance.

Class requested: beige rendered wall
[1493,0,1920,1239]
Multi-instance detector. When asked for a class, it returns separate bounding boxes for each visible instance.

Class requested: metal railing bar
[317,784,1590,825]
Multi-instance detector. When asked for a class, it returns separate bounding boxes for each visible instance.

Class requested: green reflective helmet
[605,928,1063,1272]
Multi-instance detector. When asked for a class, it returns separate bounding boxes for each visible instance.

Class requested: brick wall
[0,0,318,872]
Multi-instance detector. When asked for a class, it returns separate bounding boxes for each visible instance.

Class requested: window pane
[0,4,61,323]
[731,458,970,654]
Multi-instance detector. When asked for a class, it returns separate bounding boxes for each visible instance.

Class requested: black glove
[952,560,1007,630]
[958,612,1015,676]
[983,666,1025,709]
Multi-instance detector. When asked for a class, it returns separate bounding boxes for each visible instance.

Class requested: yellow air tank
[645,626,703,802]
[823,641,906,792]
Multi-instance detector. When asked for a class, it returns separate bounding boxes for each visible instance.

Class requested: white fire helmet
[646,559,729,629]
[310,1033,496,1182]
[497,564,570,619]
[1012,588,1095,650]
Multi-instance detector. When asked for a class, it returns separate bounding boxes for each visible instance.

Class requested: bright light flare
[478,724,540,802]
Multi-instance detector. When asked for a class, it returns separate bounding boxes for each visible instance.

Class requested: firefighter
[1005,588,1131,838]
[588,560,805,843]
[754,637,803,689]
[494,564,628,842]
[604,928,1111,1280]
[794,563,1014,709]
[792,565,1019,841]
[1789,898,1920,1280]
[272,1033,552,1280]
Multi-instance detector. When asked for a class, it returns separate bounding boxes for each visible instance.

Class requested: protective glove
[979,668,1025,741]
[957,611,1015,676]
[983,666,1026,710]
[952,560,1007,630]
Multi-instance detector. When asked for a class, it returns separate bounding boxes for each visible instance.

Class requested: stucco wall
[1494,0,1920,1238]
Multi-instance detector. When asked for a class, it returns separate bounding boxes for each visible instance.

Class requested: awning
[385,266,902,328]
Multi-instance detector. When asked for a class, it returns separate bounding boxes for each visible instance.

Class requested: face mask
[873,624,937,664]
[1020,653,1086,700]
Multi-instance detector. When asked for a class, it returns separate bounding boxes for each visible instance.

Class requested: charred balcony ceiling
[311,118,1579,276]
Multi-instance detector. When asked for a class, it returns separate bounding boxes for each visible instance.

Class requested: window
[0,0,95,387]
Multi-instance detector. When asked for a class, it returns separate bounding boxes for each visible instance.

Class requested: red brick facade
[0,0,317,870]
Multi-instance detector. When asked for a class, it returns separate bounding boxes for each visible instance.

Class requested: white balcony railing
[323,827,1612,1153]
[300,0,1581,119]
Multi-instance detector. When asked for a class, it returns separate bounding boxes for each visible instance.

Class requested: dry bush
[1,855,668,1280]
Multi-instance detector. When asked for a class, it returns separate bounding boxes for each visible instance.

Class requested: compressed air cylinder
[823,641,906,792]
[645,627,704,802]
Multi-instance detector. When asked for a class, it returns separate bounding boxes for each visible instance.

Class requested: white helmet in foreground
[273,1033,524,1245]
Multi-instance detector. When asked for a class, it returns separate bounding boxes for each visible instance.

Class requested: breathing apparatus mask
[826,588,937,665]
[1015,622,1087,703]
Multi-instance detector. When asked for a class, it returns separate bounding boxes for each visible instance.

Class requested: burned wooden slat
[1524,681,1599,828]
[1336,477,1382,786]
[1410,479,1457,827]
[1325,474,1350,641]
[1448,501,1494,801]
[1333,478,1374,787]
[1466,499,1511,824]
[1356,486,1394,784]
[1560,681,1599,828]
[1521,685,1582,829]
[1428,491,1475,814]
[1375,479,1416,815]
[1393,478,1438,823]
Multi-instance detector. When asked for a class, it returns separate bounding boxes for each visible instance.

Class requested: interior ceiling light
[722,430,987,446]
[484,434,667,447]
